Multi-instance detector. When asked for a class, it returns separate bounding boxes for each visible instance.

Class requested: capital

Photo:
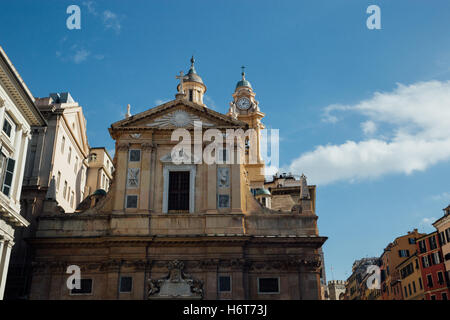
[117,142,130,151]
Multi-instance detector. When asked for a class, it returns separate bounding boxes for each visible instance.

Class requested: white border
[163,164,196,213]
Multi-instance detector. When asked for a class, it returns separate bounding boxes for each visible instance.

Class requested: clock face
[236,97,251,110]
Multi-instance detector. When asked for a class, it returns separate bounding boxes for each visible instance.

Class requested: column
[0,239,13,300]
[13,128,30,203]
[9,124,23,202]
[0,98,5,133]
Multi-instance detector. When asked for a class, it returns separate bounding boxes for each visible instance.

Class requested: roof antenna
[125,104,131,118]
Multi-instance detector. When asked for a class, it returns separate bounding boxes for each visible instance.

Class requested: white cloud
[361,120,377,135]
[431,191,450,202]
[93,54,105,60]
[204,95,217,110]
[288,80,450,185]
[155,99,170,106]
[102,10,122,33]
[82,2,123,34]
[420,217,437,227]
[83,1,98,15]
[73,49,90,64]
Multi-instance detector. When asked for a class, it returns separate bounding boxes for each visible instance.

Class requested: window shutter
[2,158,15,197]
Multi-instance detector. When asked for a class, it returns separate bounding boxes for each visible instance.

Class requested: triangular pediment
[62,107,89,155]
[111,99,247,130]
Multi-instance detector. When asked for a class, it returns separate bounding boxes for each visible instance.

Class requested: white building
[0,46,46,299]
[5,92,113,299]
[22,92,91,213]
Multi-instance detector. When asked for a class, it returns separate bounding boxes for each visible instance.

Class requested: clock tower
[228,67,266,188]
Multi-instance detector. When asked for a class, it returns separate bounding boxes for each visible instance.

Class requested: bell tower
[176,56,206,105]
[228,67,266,188]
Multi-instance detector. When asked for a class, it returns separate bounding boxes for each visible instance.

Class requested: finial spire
[191,55,195,66]
[241,65,246,80]
[126,104,131,118]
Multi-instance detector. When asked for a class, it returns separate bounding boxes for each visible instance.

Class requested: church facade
[28,58,327,300]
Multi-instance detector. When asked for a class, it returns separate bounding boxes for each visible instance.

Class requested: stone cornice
[28,234,327,249]
[31,255,322,274]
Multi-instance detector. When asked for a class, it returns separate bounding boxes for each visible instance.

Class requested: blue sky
[2,0,450,281]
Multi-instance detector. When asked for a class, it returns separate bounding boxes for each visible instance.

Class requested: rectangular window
[443,293,448,300]
[438,232,446,246]
[57,171,61,191]
[70,279,93,295]
[2,117,12,137]
[433,252,441,265]
[70,191,74,208]
[218,276,231,293]
[419,277,423,290]
[129,150,141,162]
[1,158,15,197]
[119,276,133,293]
[218,194,230,208]
[427,274,433,288]
[258,278,280,294]
[126,195,138,209]
[399,250,410,257]
[74,156,78,173]
[63,181,68,199]
[446,228,450,243]
[412,280,416,293]
[429,236,437,250]
[189,89,193,101]
[168,171,189,211]
[419,240,427,253]
[408,238,416,244]
[61,136,65,153]
[422,256,430,268]
[408,283,412,295]
[404,286,407,297]
[431,295,436,300]
[437,271,444,284]
[68,147,72,163]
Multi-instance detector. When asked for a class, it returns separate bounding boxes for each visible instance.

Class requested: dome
[93,189,107,196]
[235,67,252,90]
[254,188,271,196]
[235,79,252,89]
[184,56,203,84]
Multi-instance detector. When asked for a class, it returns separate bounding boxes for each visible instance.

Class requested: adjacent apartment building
[397,253,424,300]
[0,46,46,299]
[433,205,450,290]
[380,229,425,300]
[416,231,449,300]
[5,92,113,299]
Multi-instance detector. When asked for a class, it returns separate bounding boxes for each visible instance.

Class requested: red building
[416,232,450,300]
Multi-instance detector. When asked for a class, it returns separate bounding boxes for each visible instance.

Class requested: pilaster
[114,142,129,211]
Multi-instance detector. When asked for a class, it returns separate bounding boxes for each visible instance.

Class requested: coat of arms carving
[148,260,204,299]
